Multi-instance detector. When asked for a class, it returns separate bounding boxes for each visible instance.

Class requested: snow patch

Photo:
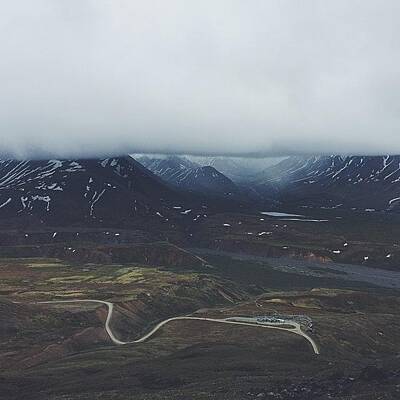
[31,195,51,211]
[261,211,304,217]
[0,198,11,209]
[389,197,400,205]
[89,189,106,216]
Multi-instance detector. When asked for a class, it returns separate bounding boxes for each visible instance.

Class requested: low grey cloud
[1,0,400,159]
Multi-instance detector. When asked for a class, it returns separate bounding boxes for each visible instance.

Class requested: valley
[1,228,400,399]
[1,155,400,399]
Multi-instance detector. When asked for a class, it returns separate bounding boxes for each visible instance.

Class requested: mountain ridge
[0,156,190,226]
[258,155,400,210]
[137,155,248,200]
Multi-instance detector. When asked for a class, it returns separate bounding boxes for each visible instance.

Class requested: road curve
[37,299,126,345]
[37,300,320,355]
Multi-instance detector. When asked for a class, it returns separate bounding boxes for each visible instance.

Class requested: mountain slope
[0,156,189,226]
[259,155,400,210]
[137,155,245,199]
[187,156,286,182]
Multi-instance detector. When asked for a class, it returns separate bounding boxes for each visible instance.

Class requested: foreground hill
[0,156,190,226]
[257,155,400,211]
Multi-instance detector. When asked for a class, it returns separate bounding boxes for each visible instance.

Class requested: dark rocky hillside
[257,155,400,211]
[0,156,189,226]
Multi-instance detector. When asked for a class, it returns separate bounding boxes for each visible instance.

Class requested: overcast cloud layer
[1,1,400,159]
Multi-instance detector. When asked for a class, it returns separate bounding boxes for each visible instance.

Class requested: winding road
[38,299,126,345]
[37,299,320,355]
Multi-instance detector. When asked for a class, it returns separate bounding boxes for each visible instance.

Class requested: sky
[1,1,400,159]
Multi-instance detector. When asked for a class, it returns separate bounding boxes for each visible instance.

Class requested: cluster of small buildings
[256,316,285,324]
[255,314,314,331]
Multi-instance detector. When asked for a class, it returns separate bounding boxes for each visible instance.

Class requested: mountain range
[1,154,400,230]
[257,155,400,211]
[136,155,271,206]
[139,153,400,212]
[186,155,285,182]
[137,155,239,196]
[0,157,192,227]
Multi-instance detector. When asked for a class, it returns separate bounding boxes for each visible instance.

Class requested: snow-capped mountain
[137,155,199,182]
[0,156,190,225]
[187,156,286,182]
[259,155,400,210]
[137,155,245,199]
